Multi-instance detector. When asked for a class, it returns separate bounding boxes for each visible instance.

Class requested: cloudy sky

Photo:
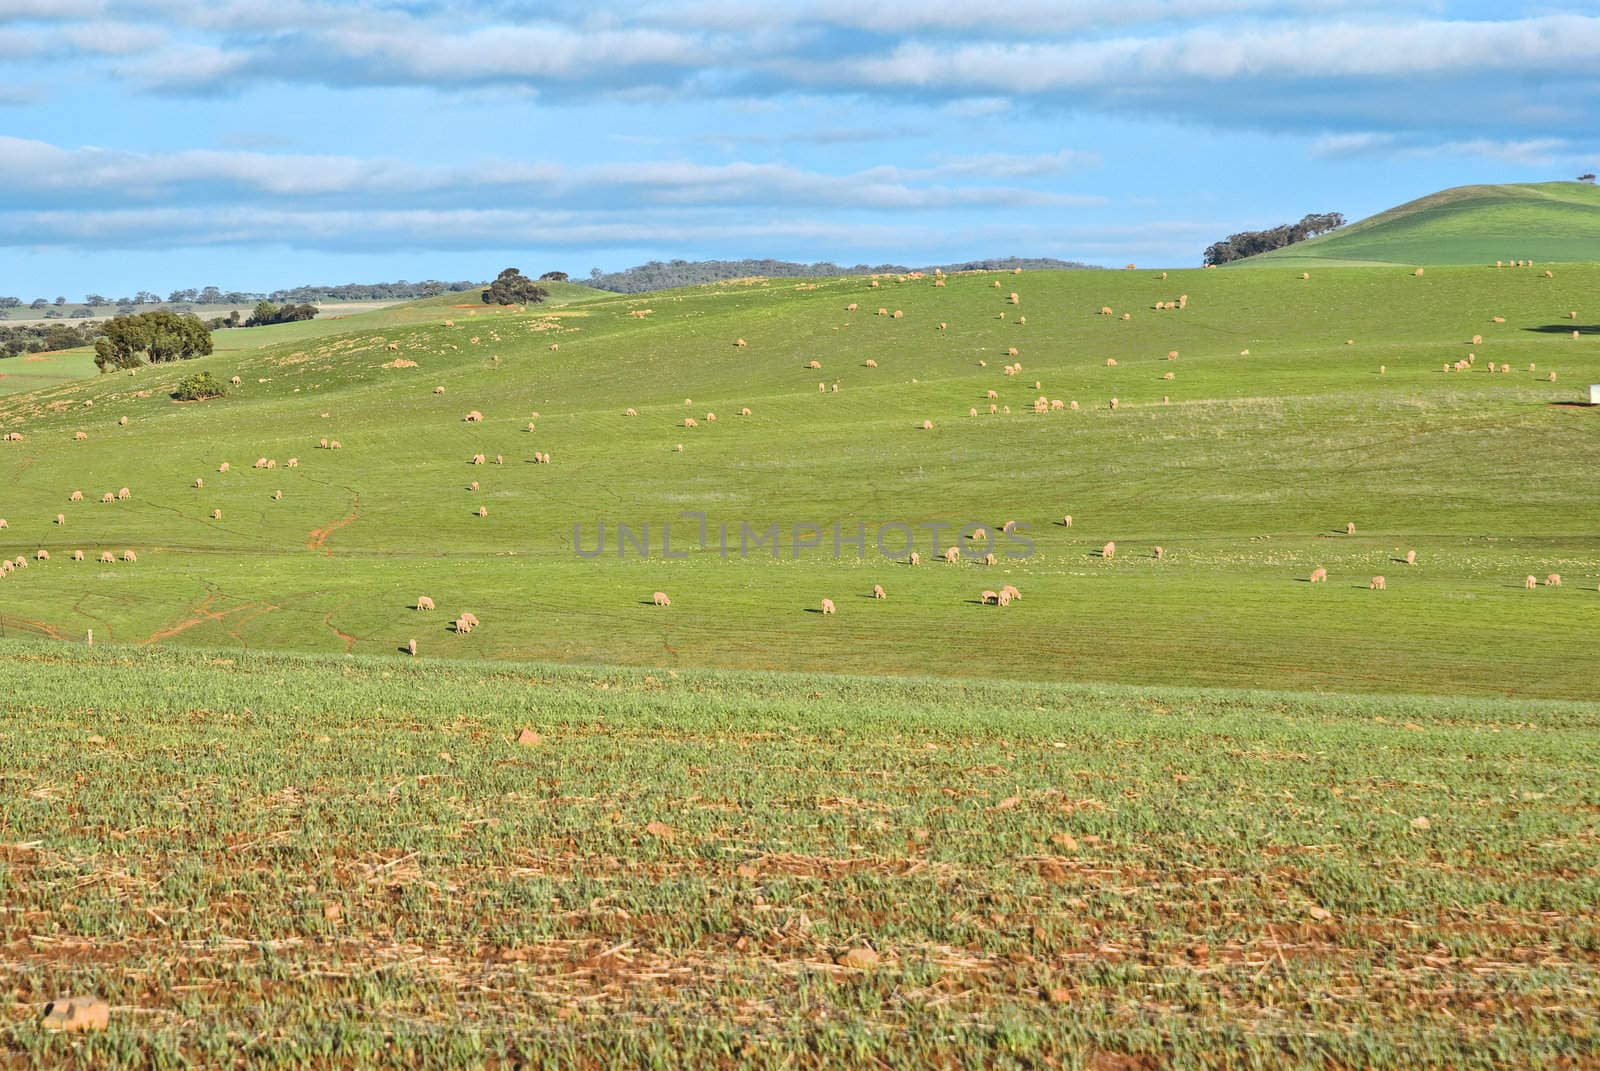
[1,0,1597,297]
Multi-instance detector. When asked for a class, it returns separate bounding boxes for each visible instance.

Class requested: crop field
[0,265,1596,697]
[0,643,1596,1069]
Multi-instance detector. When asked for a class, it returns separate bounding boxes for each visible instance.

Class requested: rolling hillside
[0,265,1596,697]
[1243,182,1600,267]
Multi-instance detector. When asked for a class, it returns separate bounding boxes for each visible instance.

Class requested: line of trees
[244,301,318,327]
[0,322,103,358]
[582,256,1097,294]
[1203,213,1346,266]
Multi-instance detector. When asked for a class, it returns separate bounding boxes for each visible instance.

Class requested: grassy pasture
[1248,182,1600,267]
[0,642,1596,1068]
[0,264,1596,697]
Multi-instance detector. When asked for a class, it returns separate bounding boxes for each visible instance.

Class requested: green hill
[0,264,1597,698]
[1243,182,1600,267]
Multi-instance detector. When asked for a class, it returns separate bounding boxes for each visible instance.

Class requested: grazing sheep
[1472,335,1482,345]
[981,590,998,605]
[997,590,1013,606]
[287,458,298,468]
[1413,268,1424,277]
[319,438,329,449]
[231,375,242,385]
[684,417,698,428]
[469,480,479,491]
[478,506,488,518]
[1063,514,1072,527]
[1528,363,1536,372]
[921,420,934,430]
[1301,272,1310,280]
[1018,316,1026,325]
[72,550,83,561]
[808,360,822,370]
[846,303,858,311]
[872,584,886,599]
[272,490,282,500]
[36,549,49,561]
[1163,371,1174,380]
[527,422,537,432]
[329,440,341,450]
[416,596,436,611]
[909,552,920,566]
[74,431,87,441]
[1574,332,1581,340]
[674,444,683,452]
[944,546,960,564]
[460,612,478,629]
[877,308,888,317]
[1069,400,1079,410]
[625,408,638,417]
[101,492,114,503]
[1406,550,1417,566]
[1008,292,1019,305]
[1546,573,1562,587]
[819,382,827,393]
[194,478,204,488]
[408,639,417,656]
[465,411,483,422]
[892,310,903,319]
[1346,522,1356,535]
[1122,313,1131,321]
[1525,575,1538,589]
[653,591,671,606]
[55,513,63,525]
[864,359,878,368]
[831,383,839,393]
[938,322,947,330]
[123,549,136,562]
[1379,365,1385,375]
[1101,541,1115,559]
[983,552,997,566]
[1001,585,1021,602]
[1109,398,1119,410]
[1492,316,1506,323]
[1309,568,1327,583]
[101,551,115,563]
[970,407,978,417]
[706,413,717,422]
[212,509,222,520]
[1370,576,1386,590]
[254,457,268,469]
[69,490,83,502]
[1153,546,1164,560]
[820,598,835,615]
[740,407,752,416]
[472,453,485,465]
[219,461,231,473]
[989,404,998,414]
[454,617,472,634]
[266,459,276,469]
[435,386,446,394]
[1548,371,1557,382]
[118,416,128,426]
[1545,270,1554,278]
[1099,306,1113,316]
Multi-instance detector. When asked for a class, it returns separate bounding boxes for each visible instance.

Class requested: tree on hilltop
[482,268,547,307]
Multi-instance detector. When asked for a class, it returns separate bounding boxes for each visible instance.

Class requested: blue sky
[1,0,1597,298]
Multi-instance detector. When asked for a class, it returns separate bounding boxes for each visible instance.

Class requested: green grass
[1246,182,1600,267]
[0,641,1595,1068]
[0,266,1597,697]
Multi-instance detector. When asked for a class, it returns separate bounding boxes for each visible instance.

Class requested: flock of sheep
[0,264,1590,645]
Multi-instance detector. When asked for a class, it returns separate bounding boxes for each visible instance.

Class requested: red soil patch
[306,496,360,555]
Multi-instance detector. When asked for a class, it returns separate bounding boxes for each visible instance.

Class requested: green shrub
[172,370,227,401]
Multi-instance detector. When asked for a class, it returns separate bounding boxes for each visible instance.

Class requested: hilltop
[1242,181,1600,267]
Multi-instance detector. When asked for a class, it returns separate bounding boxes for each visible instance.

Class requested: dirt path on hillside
[306,494,360,555]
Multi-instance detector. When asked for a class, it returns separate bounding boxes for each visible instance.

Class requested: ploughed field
[1,644,1596,1068]
[0,267,1596,697]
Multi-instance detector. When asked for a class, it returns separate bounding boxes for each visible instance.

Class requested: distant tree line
[582,257,1098,294]
[0,322,103,358]
[1203,213,1346,266]
[244,301,318,327]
